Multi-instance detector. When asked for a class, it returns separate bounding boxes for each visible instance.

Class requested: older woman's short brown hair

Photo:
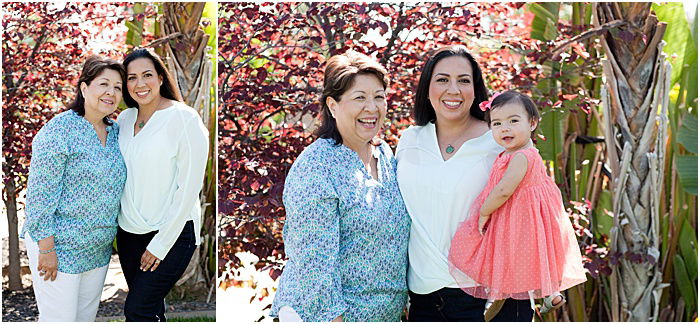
[67,55,126,125]
[316,51,389,145]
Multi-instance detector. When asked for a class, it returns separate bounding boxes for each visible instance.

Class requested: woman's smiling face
[81,68,122,118]
[126,57,162,107]
[326,73,387,148]
[428,55,474,124]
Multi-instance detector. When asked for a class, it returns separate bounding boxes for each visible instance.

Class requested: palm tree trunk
[593,3,671,321]
[157,2,214,297]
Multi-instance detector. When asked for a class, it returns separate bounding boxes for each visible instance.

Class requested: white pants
[279,306,303,322]
[25,238,109,322]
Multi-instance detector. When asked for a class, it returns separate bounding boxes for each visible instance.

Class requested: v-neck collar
[329,138,386,184]
[425,122,492,162]
[130,104,176,138]
[69,110,114,148]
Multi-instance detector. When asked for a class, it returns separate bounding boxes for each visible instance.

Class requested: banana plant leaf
[674,254,697,319]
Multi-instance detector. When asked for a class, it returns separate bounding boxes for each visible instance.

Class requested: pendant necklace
[444,131,469,154]
[137,98,163,129]
[443,119,474,154]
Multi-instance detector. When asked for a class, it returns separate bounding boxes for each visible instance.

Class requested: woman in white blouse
[396,45,533,321]
[116,48,208,321]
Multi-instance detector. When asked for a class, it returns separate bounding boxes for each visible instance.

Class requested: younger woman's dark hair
[122,47,183,108]
[413,45,488,125]
[484,90,540,138]
[316,50,389,145]
[68,56,126,125]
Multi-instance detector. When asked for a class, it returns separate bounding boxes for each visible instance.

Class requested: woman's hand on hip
[37,252,58,281]
[37,236,57,281]
[140,249,161,272]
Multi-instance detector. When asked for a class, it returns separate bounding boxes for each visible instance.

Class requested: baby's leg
[548,292,564,305]
[540,291,566,314]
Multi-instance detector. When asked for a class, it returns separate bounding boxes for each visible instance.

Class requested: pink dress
[448,147,587,300]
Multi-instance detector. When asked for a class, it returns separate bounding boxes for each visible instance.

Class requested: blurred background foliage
[218,2,697,321]
[2,2,217,302]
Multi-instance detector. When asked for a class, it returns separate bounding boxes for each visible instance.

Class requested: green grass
[169,316,216,322]
[108,316,215,322]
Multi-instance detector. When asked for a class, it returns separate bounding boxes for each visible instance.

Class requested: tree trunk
[594,3,671,321]
[157,2,214,297]
[4,179,23,291]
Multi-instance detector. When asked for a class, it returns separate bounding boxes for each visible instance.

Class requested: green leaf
[681,5,698,111]
[691,3,699,42]
[676,155,698,195]
[149,3,161,35]
[125,3,145,47]
[593,190,613,236]
[271,111,286,126]
[258,125,272,135]
[674,255,697,317]
[676,112,698,195]
[203,1,218,56]
[536,108,568,162]
[679,219,698,282]
[528,3,560,41]
[249,57,268,69]
[653,3,696,86]
[678,113,698,154]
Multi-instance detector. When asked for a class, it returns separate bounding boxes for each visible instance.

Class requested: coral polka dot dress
[448,147,587,300]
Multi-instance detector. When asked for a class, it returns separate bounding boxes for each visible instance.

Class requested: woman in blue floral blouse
[270,51,411,322]
[21,56,127,322]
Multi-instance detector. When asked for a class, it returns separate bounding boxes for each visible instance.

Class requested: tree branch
[380,3,407,66]
[550,20,626,57]
[144,32,183,48]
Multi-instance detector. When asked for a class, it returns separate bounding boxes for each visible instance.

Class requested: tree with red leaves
[217,7,626,320]
[216,2,571,280]
[2,2,129,291]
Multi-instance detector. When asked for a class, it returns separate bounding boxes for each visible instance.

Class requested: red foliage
[217,2,604,282]
[2,3,130,203]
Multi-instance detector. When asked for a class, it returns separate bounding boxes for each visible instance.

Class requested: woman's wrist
[39,247,56,254]
[37,236,55,251]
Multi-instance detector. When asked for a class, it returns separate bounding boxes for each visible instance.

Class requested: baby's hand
[478,214,490,235]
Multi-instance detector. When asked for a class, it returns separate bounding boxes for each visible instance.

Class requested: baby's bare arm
[480,152,528,217]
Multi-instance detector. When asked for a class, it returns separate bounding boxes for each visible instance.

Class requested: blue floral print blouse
[21,110,127,274]
[270,138,411,322]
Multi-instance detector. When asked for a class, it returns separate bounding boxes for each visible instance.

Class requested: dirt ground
[2,238,214,321]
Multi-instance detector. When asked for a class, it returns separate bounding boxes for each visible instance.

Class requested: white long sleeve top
[117,102,209,260]
[396,122,502,294]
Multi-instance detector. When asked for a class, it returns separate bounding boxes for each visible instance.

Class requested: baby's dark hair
[484,90,540,137]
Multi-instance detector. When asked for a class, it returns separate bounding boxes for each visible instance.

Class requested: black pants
[408,288,534,322]
[116,221,196,322]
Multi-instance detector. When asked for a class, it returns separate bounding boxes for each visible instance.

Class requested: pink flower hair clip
[479,91,503,112]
